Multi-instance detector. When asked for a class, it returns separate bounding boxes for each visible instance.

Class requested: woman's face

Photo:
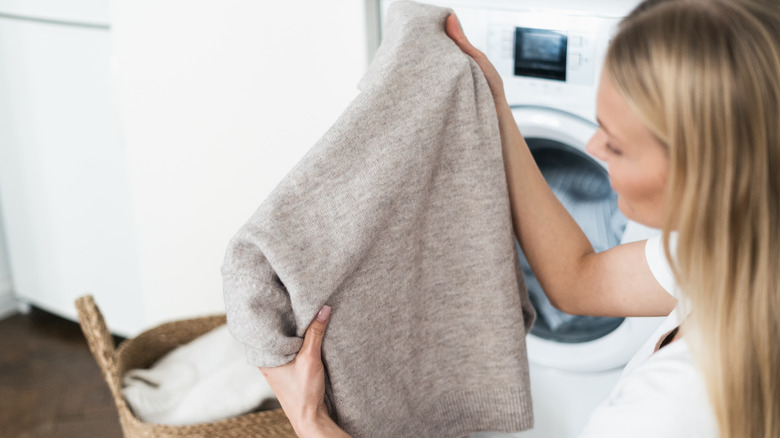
[586,71,670,229]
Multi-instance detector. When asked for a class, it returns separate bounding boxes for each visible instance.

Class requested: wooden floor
[0,307,124,438]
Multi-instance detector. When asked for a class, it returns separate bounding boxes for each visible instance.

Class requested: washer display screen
[514,27,568,81]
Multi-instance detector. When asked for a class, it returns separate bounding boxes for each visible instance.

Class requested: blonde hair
[606,0,780,436]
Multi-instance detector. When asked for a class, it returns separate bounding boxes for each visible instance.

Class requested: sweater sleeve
[221,223,307,367]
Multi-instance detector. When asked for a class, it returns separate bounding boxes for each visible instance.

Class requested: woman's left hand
[445,13,508,110]
[259,306,348,437]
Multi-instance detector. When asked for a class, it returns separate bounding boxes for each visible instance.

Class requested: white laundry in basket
[121,324,276,425]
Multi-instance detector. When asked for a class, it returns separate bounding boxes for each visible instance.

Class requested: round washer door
[512,106,600,161]
[512,106,660,372]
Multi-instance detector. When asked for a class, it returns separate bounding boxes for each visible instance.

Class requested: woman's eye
[606,142,623,156]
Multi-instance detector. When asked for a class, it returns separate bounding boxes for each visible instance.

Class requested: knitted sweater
[222,2,535,437]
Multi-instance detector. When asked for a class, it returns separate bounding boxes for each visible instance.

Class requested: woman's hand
[445,13,508,109]
[259,306,350,437]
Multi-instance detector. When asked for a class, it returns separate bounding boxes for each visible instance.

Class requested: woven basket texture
[75,295,296,437]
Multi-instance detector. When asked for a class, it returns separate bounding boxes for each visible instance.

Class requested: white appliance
[380,1,662,437]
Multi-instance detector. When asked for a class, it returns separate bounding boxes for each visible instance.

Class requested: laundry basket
[75,295,296,438]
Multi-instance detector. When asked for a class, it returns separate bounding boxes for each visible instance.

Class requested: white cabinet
[0,209,14,319]
[0,1,371,334]
[0,0,109,24]
[0,9,145,333]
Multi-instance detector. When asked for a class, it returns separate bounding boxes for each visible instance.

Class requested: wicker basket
[75,295,296,437]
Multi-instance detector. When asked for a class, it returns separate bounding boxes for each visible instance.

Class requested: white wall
[109,0,373,330]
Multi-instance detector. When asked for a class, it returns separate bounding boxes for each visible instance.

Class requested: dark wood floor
[0,307,124,438]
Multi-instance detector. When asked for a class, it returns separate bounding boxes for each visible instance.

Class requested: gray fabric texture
[222,2,535,437]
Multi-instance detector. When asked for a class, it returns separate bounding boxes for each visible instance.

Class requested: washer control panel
[477,9,621,120]
[379,0,626,121]
[488,25,597,86]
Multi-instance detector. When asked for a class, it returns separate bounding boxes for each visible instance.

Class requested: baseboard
[0,276,17,320]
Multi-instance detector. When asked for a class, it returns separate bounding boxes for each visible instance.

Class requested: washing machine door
[512,106,658,372]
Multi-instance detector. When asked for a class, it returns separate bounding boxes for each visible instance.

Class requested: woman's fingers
[257,305,333,435]
[445,13,508,108]
[445,14,476,55]
[446,13,487,61]
[300,305,331,361]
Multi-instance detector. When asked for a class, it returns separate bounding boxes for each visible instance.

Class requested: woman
[260,0,780,436]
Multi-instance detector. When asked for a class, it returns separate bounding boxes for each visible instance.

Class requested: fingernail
[316,305,331,322]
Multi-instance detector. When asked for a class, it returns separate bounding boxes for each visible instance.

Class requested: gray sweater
[222,2,535,436]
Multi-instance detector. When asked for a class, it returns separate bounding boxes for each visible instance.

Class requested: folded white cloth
[121,324,276,425]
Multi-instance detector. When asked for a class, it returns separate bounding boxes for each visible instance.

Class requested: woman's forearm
[495,103,596,312]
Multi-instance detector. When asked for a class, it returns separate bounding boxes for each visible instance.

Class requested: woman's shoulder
[579,339,718,437]
[644,232,678,297]
[619,339,702,395]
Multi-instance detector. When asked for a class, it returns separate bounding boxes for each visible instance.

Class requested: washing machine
[379,1,665,437]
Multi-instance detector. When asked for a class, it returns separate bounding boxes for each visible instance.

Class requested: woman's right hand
[445,13,508,110]
[259,306,350,437]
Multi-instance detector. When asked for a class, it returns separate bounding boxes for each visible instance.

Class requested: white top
[578,234,719,437]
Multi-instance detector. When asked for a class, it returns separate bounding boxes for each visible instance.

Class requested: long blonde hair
[606,0,780,436]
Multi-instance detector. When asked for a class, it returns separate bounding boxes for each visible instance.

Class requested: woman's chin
[617,198,662,229]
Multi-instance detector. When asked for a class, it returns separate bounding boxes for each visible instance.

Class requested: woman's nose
[586,129,609,162]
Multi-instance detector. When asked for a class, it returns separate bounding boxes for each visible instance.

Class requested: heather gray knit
[222,2,535,437]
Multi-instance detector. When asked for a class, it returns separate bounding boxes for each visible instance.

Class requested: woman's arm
[445,15,674,317]
[259,306,351,438]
